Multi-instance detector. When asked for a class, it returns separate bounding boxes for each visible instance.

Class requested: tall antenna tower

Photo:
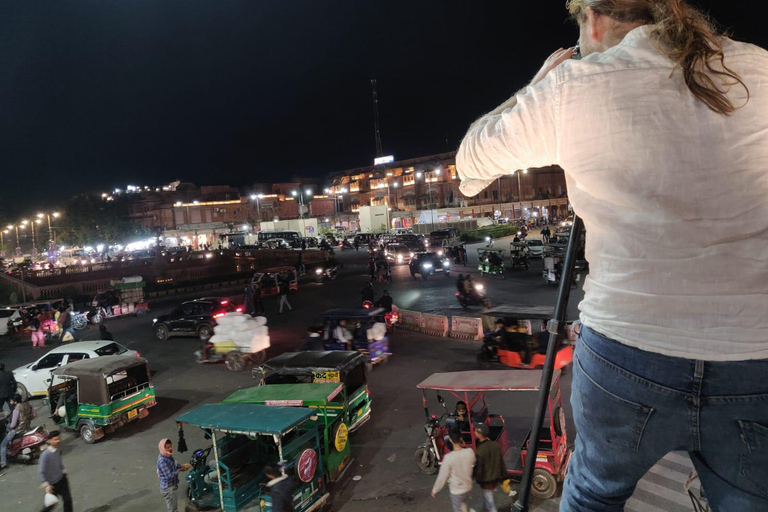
[371,77,384,158]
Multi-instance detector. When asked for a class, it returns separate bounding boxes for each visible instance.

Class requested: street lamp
[250,194,264,222]
[514,169,529,220]
[1,229,8,258]
[30,219,42,256]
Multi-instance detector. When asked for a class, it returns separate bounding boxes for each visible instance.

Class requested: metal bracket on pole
[512,216,584,512]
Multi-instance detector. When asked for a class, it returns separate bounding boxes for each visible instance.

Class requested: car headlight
[443,260,450,268]
[475,284,484,291]
[422,262,433,269]
[397,255,403,261]
[409,252,414,257]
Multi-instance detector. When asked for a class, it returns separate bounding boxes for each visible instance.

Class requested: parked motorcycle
[0,418,48,465]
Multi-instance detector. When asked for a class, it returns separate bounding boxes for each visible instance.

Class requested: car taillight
[235,306,243,313]
[220,300,229,305]
[213,312,225,319]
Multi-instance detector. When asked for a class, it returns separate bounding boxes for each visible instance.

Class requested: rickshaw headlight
[315,268,323,275]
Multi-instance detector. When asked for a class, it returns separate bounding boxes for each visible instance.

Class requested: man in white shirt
[431,433,476,512]
[456,1,768,510]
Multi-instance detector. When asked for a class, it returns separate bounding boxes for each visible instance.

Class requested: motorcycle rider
[374,289,393,313]
[360,282,375,304]
[1,394,36,469]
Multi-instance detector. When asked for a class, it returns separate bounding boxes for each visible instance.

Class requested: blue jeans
[481,488,497,512]
[560,326,768,511]
[1,428,16,466]
[62,326,79,342]
[448,492,468,512]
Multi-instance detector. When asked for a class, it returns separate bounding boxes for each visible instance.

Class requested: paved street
[0,234,696,512]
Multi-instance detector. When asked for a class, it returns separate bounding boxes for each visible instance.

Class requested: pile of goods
[208,313,271,354]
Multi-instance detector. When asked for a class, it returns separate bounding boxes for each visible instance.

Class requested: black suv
[409,252,450,280]
[152,297,241,342]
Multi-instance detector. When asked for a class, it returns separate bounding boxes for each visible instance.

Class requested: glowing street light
[250,194,265,222]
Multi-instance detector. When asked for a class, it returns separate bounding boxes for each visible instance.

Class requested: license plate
[313,371,340,383]
[127,409,138,420]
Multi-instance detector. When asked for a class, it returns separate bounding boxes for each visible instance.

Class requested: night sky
[1,1,763,218]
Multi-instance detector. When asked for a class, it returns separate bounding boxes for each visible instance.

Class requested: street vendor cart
[89,276,149,324]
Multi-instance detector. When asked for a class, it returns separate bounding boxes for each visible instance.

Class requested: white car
[526,239,545,258]
[0,307,22,336]
[13,341,138,400]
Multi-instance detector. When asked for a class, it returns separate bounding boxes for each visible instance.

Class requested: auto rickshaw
[47,355,156,444]
[223,383,353,482]
[509,242,531,271]
[316,308,391,370]
[178,403,330,512]
[252,266,298,297]
[479,305,575,370]
[254,351,371,433]
[415,370,570,500]
[478,248,506,279]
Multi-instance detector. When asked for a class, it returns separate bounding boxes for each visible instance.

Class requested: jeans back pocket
[574,356,655,451]
[739,420,768,498]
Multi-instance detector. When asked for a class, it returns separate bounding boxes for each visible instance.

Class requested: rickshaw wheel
[251,350,267,365]
[225,351,246,372]
[80,424,96,444]
[531,469,558,500]
[414,447,439,475]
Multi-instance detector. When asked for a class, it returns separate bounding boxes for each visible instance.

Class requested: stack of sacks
[209,313,271,353]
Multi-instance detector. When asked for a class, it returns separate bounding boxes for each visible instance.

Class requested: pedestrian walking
[297,252,306,276]
[57,305,79,342]
[0,364,15,413]
[29,314,46,348]
[460,245,468,266]
[354,240,359,251]
[368,257,376,282]
[156,438,191,512]
[263,463,295,512]
[431,432,475,512]
[244,283,254,315]
[277,280,292,314]
[98,324,114,341]
[252,283,265,316]
[39,431,73,512]
[473,423,507,512]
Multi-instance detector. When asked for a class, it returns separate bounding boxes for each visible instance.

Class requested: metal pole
[31,222,37,255]
[512,215,584,511]
[256,196,261,222]
[517,171,522,221]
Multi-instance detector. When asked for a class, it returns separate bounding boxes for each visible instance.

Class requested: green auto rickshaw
[255,351,372,433]
[478,248,506,279]
[224,382,352,483]
[178,403,330,512]
[47,355,156,444]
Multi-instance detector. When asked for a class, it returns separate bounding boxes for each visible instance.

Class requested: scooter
[314,265,339,282]
[0,419,49,465]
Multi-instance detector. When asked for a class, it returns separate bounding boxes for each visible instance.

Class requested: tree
[57,195,150,247]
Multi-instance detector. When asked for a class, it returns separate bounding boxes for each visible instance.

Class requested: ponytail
[567,0,749,115]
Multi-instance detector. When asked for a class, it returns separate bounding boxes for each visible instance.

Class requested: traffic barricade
[398,309,422,332]
[420,313,449,337]
[449,315,484,340]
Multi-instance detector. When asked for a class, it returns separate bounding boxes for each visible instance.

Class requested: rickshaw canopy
[481,305,555,320]
[417,370,559,392]
[176,403,314,435]
[223,383,344,407]
[320,308,385,320]
[51,355,150,405]
[262,351,366,375]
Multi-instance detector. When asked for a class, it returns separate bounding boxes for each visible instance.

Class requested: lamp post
[291,188,312,234]
[30,219,42,256]
[250,194,264,223]
[515,169,529,221]
[1,229,8,258]
[39,212,60,249]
